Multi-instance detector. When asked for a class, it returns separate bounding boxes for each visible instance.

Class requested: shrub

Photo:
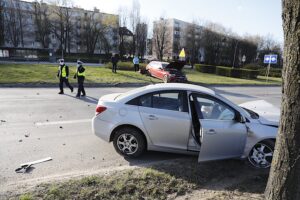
[195,64,216,74]
[243,63,262,70]
[105,62,147,71]
[216,66,259,79]
[259,68,282,78]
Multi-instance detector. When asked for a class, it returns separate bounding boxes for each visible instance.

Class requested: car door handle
[206,129,217,135]
[148,115,158,120]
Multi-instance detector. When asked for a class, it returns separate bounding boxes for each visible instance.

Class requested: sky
[29,0,283,43]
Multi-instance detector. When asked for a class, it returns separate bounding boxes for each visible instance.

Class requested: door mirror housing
[235,112,245,123]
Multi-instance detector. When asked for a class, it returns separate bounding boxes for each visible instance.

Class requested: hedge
[216,66,259,79]
[105,62,147,71]
[195,64,216,74]
[259,68,282,78]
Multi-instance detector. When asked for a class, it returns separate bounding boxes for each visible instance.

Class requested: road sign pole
[266,62,271,83]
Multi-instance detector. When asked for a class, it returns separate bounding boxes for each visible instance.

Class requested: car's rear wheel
[248,140,275,168]
[113,127,146,158]
[163,75,169,83]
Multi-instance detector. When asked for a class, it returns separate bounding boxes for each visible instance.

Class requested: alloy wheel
[116,133,138,155]
[248,142,274,168]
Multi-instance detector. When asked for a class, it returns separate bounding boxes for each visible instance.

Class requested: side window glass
[140,94,152,108]
[153,92,184,112]
[196,97,235,120]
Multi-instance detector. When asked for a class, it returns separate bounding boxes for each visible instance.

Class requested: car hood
[99,93,123,102]
[239,100,280,127]
[165,61,186,71]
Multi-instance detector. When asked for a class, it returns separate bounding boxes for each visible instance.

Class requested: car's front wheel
[248,140,275,168]
[113,127,146,158]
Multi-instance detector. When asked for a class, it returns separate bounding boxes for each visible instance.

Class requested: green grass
[185,69,281,85]
[17,168,195,200]
[0,64,281,85]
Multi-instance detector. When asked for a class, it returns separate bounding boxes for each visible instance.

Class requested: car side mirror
[235,112,245,123]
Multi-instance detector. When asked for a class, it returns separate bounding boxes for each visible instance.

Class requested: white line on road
[35,119,91,126]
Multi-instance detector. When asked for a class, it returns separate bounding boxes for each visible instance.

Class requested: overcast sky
[28,0,283,43]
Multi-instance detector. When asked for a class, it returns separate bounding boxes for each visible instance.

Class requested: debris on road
[37,138,41,140]
[59,126,63,129]
[59,116,62,118]
[93,157,95,160]
[18,139,23,142]
[15,157,52,173]
[36,93,40,95]
[63,143,66,146]
[1,119,6,123]
[25,133,30,138]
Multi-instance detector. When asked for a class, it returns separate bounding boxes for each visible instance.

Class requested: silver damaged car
[92,83,279,168]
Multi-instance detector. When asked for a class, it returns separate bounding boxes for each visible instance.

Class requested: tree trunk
[265,0,300,199]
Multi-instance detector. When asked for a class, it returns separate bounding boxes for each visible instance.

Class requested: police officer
[74,60,86,98]
[57,59,73,94]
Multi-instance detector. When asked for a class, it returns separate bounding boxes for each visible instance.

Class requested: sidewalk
[0,60,105,67]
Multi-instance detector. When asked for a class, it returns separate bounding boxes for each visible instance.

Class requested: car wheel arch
[109,124,148,148]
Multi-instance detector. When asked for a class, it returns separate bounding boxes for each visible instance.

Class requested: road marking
[35,119,91,126]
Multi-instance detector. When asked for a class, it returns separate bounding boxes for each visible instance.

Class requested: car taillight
[95,106,107,115]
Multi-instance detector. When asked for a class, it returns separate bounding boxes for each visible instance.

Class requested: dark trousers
[77,76,85,96]
[134,64,139,72]
[112,63,117,73]
[59,77,73,92]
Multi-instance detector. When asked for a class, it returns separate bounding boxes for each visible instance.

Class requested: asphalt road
[0,85,281,195]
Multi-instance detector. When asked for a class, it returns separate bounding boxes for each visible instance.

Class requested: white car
[92,83,279,168]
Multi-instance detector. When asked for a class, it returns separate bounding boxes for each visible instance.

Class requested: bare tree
[118,6,129,58]
[81,10,104,55]
[136,22,147,58]
[265,0,300,199]
[50,0,74,54]
[153,18,170,61]
[0,0,4,45]
[129,0,140,56]
[3,0,21,47]
[33,1,51,48]
[184,22,203,67]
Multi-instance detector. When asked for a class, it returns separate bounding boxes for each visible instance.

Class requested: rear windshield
[115,86,147,100]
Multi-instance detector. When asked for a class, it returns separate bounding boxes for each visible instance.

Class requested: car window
[194,96,235,120]
[127,91,187,112]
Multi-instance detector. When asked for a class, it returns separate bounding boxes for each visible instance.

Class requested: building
[152,18,204,62]
[0,0,119,59]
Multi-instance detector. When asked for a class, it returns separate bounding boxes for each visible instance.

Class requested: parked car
[92,83,279,168]
[146,61,187,83]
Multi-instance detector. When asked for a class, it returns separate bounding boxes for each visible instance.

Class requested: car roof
[117,83,216,103]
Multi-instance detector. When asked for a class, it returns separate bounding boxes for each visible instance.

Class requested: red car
[146,61,187,83]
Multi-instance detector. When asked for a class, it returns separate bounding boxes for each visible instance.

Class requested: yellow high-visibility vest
[59,65,67,77]
[77,70,85,77]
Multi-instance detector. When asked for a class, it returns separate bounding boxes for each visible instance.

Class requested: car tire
[113,127,146,158]
[248,140,275,169]
[163,75,169,83]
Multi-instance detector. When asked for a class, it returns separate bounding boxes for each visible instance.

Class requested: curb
[0,82,281,88]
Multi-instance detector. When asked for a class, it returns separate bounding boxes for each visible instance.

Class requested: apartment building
[0,0,119,56]
[152,18,204,62]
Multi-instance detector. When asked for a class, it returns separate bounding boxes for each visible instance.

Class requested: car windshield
[161,63,169,68]
[241,107,259,119]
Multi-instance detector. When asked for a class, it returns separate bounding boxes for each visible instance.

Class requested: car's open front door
[190,93,247,162]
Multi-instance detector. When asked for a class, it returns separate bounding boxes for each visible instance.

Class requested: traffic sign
[264,54,277,64]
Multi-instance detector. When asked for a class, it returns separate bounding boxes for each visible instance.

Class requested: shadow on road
[64,94,98,104]
[125,152,269,195]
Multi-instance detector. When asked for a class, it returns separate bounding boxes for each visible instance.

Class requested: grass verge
[12,158,269,200]
[0,63,281,86]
